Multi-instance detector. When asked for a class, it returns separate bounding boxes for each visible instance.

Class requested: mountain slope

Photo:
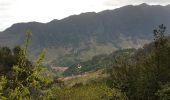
[0,3,170,65]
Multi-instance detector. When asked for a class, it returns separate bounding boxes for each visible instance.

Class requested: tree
[156,82,170,100]
[107,24,170,100]
[0,31,53,99]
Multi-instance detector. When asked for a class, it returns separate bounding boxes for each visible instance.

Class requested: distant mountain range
[0,3,170,66]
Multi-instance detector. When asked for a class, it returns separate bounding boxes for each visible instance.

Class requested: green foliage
[0,46,19,73]
[107,24,170,100]
[156,83,170,100]
[52,83,127,100]
[64,49,136,76]
[0,32,53,99]
[4,4,170,69]
[1,24,170,100]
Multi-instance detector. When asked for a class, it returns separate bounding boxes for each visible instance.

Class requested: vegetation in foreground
[0,24,170,100]
[0,32,53,99]
[107,24,170,100]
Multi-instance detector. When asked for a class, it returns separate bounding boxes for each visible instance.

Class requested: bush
[0,32,53,99]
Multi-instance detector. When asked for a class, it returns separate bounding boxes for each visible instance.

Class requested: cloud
[0,0,18,11]
[0,0,170,31]
[0,0,16,31]
[0,1,12,6]
[0,2,11,10]
[103,0,170,7]
[138,0,170,4]
[0,0,15,8]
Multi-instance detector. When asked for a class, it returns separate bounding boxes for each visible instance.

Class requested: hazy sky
[0,0,170,31]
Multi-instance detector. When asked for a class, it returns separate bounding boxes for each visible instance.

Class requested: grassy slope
[63,69,108,87]
[52,69,126,100]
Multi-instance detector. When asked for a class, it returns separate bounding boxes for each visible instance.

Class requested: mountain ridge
[3,3,170,32]
[0,3,170,66]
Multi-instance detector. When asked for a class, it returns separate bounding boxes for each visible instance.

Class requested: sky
[0,0,170,31]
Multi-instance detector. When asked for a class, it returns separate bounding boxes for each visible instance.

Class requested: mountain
[64,35,170,76]
[0,3,170,66]
[64,48,136,76]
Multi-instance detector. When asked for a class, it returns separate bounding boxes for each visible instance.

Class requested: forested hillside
[0,4,170,66]
[1,24,170,99]
[63,24,170,100]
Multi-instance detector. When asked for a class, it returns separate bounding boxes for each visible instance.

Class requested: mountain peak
[166,4,170,7]
[139,3,149,7]
[1,3,170,66]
